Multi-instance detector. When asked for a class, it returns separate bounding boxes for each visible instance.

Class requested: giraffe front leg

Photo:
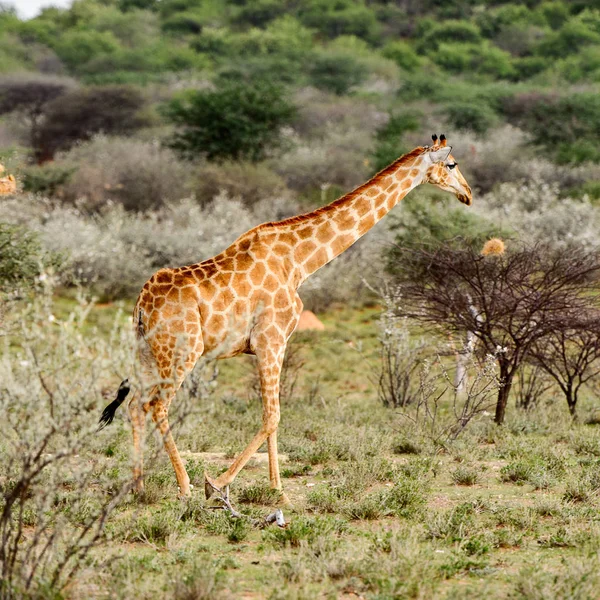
[268,431,292,507]
[205,343,285,503]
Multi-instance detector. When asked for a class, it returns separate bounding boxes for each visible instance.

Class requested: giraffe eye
[447,163,457,170]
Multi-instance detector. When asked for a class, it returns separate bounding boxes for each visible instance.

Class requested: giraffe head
[422,134,472,206]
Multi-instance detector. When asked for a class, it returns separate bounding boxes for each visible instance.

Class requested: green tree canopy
[164,81,296,162]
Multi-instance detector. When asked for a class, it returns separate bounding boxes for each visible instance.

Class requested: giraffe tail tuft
[98,379,131,431]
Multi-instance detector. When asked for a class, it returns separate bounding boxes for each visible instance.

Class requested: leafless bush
[371,290,429,408]
[292,87,387,139]
[0,284,135,598]
[515,365,554,412]
[529,310,600,418]
[61,135,191,211]
[400,353,499,449]
[275,125,372,193]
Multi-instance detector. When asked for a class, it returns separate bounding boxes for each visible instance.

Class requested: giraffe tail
[98,379,131,431]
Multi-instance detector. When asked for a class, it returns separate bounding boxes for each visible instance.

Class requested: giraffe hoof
[278,492,294,509]
[204,471,220,499]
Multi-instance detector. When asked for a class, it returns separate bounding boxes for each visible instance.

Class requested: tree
[307,51,368,96]
[164,81,296,162]
[0,74,76,150]
[391,243,600,424]
[529,310,600,418]
[33,85,148,162]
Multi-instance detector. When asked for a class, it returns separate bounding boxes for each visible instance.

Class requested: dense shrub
[275,126,371,193]
[0,222,58,292]
[33,84,149,162]
[308,50,368,96]
[0,74,76,147]
[504,92,600,162]
[444,101,499,135]
[297,0,381,43]
[371,112,421,173]
[22,162,75,196]
[164,81,296,162]
[194,160,288,207]
[382,41,421,72]
[387,192,506,260]
[59,136,191,211]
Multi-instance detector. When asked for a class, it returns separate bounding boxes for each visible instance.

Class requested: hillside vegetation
[3,0,600,305]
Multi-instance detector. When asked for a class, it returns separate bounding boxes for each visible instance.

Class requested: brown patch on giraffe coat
[296,226,313,240]
[316,222,335,244]
[277,232,297,246]
[273,243,291,256]
[231,273,252,297]
[250,244,269,261]
[235,252,253,272]
[263,274,279,293]
[216,257,234,271]
[337,210,355,231]
[214,288,235,311]
[156,284,173,296]
[238,237,252,252]
[249,262,267,286]
[156,270,172,284]
[294,241,317,263]
[305,247,328,274]
[331,233,356,256]
[273,288,289,310]
[354,198,371,217]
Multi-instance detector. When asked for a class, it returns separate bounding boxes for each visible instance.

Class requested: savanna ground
[4,292,600,600]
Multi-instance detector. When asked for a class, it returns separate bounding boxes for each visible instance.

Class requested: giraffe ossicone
[99,135,473,504]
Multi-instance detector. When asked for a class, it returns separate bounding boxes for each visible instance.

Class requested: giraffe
[98,134,472,504]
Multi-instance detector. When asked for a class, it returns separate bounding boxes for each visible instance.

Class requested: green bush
[505,92,600,161]
[381,41,421,72]
[22,163,75,196]
[53,30,122,73]
[417,19,482,52]
[386,197,506,273]
[164,81,296,161]
[161,12,203,34]
[535,16,600,58]
[194,160,288,207]
[308,50,368,95]
[431,42,515,79]
[371,111,421,173]
[0,223,59,292]
[444,100,499,134]
[298,0,381,43]
[33,84,149,162]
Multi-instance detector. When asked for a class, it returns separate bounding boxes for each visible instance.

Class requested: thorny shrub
[0,282,136,598]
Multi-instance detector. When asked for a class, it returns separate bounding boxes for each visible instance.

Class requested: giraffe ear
[428,146,452,164]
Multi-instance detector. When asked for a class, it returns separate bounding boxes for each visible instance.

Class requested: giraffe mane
[259,146,427,229]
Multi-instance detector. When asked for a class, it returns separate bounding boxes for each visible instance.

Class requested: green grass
[4,299,600,599]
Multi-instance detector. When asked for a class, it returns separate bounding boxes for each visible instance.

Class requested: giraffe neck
[272,149,427,287]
